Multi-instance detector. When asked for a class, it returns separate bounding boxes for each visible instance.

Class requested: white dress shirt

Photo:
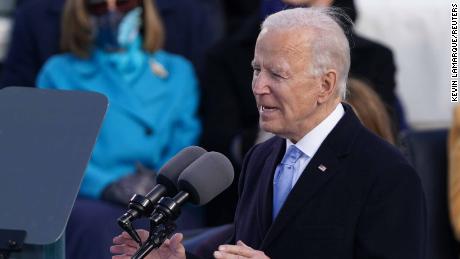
[284,103,345,188]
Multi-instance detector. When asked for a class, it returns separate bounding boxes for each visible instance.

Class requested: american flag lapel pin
[318,164,327,172]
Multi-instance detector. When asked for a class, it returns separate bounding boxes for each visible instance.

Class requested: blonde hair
[345,78,396,144]
[60,0,164,58]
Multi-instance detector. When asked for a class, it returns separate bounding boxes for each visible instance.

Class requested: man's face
[252,28,324,141]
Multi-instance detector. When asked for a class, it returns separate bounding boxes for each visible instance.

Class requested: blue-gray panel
[0,87,107,245]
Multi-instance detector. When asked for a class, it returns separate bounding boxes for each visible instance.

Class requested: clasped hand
[111,229,269,259]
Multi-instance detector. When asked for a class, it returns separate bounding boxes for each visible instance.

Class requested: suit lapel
[261,145,340,249]
[260,103,362,249]
[257,138,285,241]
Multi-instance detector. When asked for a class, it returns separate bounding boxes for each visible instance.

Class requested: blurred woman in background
[36,0,201,258]
[37,0,201,201]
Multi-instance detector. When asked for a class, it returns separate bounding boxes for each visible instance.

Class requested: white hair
[261,7,352,99]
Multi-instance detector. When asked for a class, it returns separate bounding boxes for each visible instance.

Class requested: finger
[110,244,138,255]
[121,230,150,242]
[159,233,185,256]
[214,251,246,259]
[158,239,185,259]
[218,244,256,257]
[112,255,130,259]
[237,240,250,248]
[168,233,185,254]
[113,235,140,248]
[137,229,150,242]
[157,237,171,254]
[169,233,183,247]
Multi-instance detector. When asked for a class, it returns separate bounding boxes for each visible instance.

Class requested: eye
[271,71,285,79]
[252,66,261,76]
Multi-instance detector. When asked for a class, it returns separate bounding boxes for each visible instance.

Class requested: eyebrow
[250,60,290,75]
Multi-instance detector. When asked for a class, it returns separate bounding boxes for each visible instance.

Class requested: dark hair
[60,0,164,58]
[332,0,357,22]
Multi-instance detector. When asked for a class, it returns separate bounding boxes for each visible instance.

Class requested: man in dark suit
[112,7,426,259]
[201,0,408,227]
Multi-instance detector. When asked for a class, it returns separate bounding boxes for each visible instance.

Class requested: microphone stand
[118,193,156,245]
[131,192,190,259]
[131,221,176,259]
[118,185,169,245]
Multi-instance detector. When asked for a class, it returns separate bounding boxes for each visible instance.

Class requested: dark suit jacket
[232,105,426,259]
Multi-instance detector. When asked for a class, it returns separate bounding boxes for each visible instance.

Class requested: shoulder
[359,128,408,166]
[327,108,419,189]
[15,0,62,21]
[241,136,283,172]
[157,0,214,26]
[248,136,282,157]
[352,127,421,190]
[40,53,79,72]
[355,132,424,223]
[38,53,89,87]
[152,50,194,68]
[152,50,196,75]
[238,136,283,191]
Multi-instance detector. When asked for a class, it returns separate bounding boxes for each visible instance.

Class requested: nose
[252,72,270,96]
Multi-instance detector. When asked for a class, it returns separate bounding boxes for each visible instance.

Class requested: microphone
[132,152,234,259]
[177,151,235,205]
[152,151,234,223]
[117,146,206,244]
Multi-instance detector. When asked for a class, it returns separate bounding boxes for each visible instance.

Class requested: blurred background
[355,0,451,128]
[0,0,452,128]
[0,0,456,258]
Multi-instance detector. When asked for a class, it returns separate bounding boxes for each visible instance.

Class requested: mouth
[259,105,279,113]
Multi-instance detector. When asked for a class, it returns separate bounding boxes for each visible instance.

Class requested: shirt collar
[286,103,345,158]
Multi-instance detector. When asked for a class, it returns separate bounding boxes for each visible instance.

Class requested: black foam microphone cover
[177,151,234,206]
[155,146,207,197]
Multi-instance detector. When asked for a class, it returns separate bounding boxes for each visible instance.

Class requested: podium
[0,87,108,259]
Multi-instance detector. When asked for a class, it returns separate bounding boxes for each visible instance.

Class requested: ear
[317,69,338,103]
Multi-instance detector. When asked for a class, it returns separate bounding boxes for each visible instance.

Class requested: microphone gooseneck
[117,146,206,244]
[132,151,234,259]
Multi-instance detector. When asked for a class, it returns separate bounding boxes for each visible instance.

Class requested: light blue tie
[273,145,303,219]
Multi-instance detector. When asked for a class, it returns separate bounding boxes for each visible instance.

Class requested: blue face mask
[93,7,142,51]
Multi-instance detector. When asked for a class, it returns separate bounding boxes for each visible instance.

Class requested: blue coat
[37,49,201,198]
